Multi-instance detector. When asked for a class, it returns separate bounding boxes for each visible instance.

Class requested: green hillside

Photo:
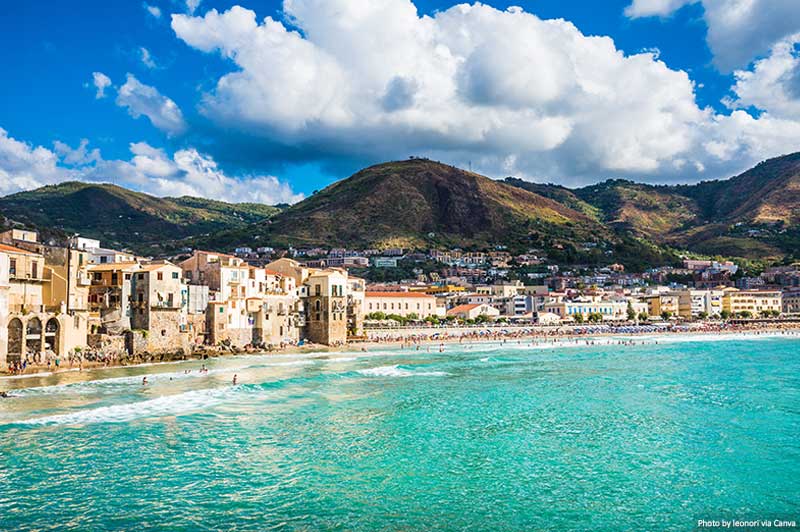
[0,181,281,253]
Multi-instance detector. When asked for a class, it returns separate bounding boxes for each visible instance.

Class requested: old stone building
[303,269,349,346]
[129,261,190,354]
[87,262,138,333]
[0,237,90,368]
[266,258,364,346]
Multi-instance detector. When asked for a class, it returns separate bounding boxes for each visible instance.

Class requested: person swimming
[0,391,9,398]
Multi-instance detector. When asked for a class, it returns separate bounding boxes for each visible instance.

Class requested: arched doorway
[45,318,60,355]
[26,317,42,357]
[8,318,23,364]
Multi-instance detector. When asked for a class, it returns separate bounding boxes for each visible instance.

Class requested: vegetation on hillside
[0,181,281,253]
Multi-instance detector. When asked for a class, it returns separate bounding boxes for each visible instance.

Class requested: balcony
[9,272,49,283]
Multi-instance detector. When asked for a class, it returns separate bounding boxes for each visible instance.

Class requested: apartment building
[365,291,441,318]
[722,288,783,316]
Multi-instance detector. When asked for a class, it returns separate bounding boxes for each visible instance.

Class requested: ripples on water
[1,335,799,531]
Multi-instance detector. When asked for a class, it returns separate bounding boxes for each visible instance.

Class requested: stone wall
[144,308,190,355]
[87,333,128,359]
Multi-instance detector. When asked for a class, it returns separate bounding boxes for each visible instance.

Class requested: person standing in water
[142,377,148,385]
[232,374,238,385]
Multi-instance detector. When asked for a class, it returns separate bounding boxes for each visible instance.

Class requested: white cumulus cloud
[0,128,71,195]
[168,0,800,184]
[115,74,187,136]
[0,128,303,204]
[92,71,112,99]
[171,2,725,183]
[625,0,800,72]
[725,33,800,120]
[624,0,697,18]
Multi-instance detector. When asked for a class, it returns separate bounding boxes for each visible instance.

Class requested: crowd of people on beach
[365,321,800,348]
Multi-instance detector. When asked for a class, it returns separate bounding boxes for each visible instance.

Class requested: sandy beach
[4,321,799,382]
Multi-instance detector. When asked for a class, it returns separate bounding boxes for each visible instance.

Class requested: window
[186,271,193,280]
[100,256,108,264]
[32,262,38,279]
[315,284,321,296]
[9,259,16,276]
[172,272,179,279]
[157,272,163,281]
[125,274,131,280]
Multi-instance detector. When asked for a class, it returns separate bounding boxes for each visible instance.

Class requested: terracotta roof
[264,269,282,276]
[138,263,177,272]
[365,291,434,298]
[447,304,480,315]
[87,261,140,272]
[0,243,39,256]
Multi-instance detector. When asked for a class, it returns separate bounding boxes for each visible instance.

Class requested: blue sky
[1,0,799,203]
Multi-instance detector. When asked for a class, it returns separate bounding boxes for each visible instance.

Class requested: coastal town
[0,227,797,374]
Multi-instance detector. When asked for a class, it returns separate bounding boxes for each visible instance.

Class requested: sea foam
[357,365,449,378]
[16,386,244,426]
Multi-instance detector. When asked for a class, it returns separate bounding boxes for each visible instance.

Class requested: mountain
[0,181,282,253]
[503,152,800,261]
[501,178,601,220]
[679,153,800,225]
[197,159,678,270]
[3,152,798,267]
[572,180,703,239]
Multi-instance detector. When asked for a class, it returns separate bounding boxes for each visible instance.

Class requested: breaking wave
[357,365,449,378]
[16,386,246,426]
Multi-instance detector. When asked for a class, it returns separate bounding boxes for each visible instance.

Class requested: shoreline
[357,321,800,349]
[3,323,799,382]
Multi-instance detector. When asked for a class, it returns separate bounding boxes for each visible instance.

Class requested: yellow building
[641,293,680,317]
[423,284,466,294]
[672,289,725,319]
[722,288,782,316]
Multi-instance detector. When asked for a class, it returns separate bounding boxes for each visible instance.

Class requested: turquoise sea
[1,334,799,531]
